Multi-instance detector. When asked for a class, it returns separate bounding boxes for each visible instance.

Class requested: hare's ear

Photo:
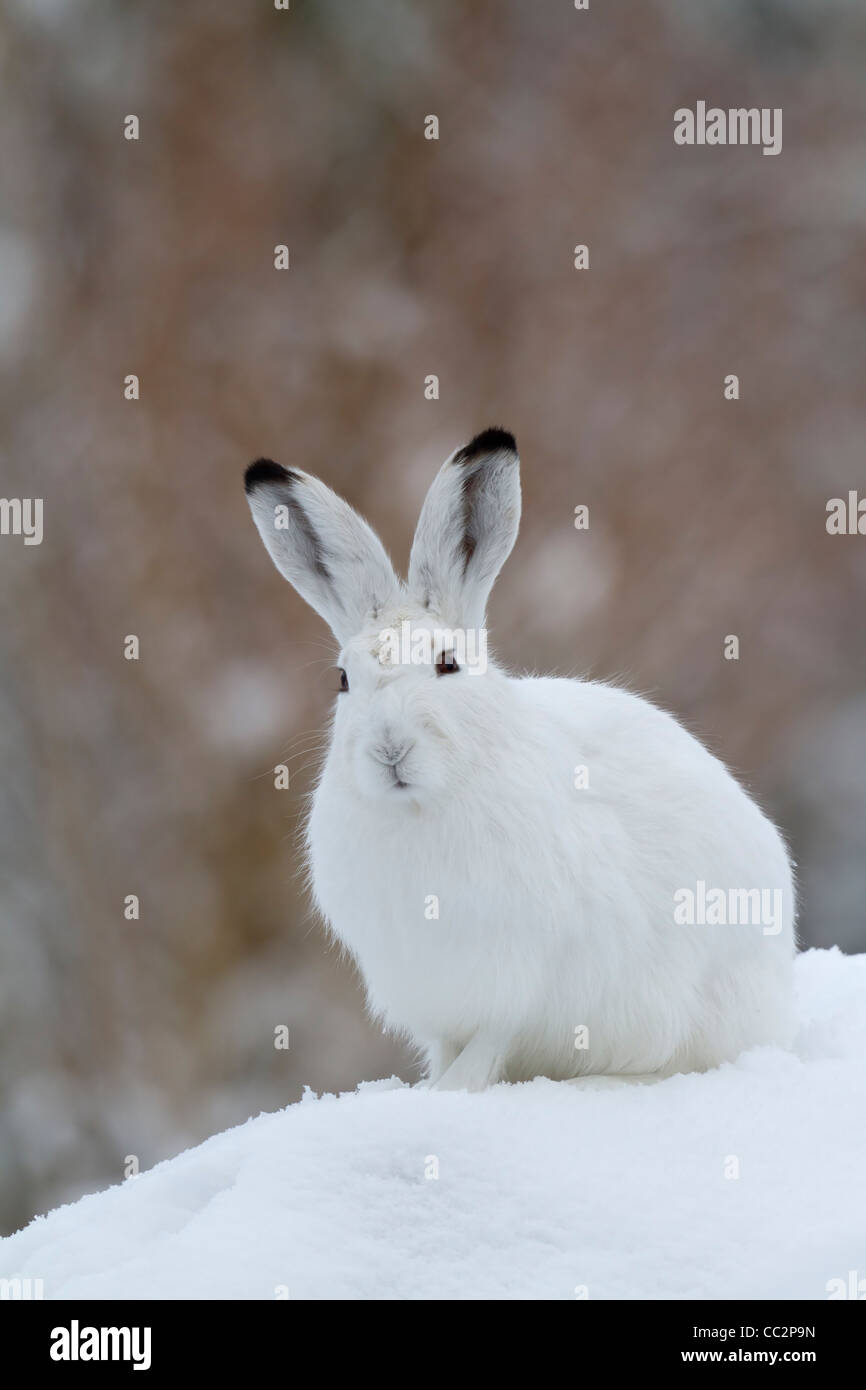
[245,461,402,645]
[407,428,520,629]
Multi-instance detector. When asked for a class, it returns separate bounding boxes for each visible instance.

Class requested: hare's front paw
[431,1033,507,1092]
[421,1039,459,1088]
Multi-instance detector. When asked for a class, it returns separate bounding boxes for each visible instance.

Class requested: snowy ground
[2,948,865,1300]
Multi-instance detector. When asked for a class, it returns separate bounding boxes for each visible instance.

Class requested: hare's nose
[373,740,414,767]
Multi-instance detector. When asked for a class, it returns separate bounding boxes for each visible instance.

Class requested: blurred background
[1,0,864,1234]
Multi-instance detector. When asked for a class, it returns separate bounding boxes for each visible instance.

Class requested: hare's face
[245,429,520,803]
[331,610,496,802]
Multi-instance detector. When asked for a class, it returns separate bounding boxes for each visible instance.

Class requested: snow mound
[3,948,865,1300]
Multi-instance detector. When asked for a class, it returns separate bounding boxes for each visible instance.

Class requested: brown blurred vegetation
[1,0,865,1232]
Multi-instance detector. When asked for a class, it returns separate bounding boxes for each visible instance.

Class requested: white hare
[245,429,795,1091]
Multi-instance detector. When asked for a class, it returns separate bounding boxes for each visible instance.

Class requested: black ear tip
[454,427,517,465]
[245,458,291,494]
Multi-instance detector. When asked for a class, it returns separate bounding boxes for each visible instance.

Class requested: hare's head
[245,429,520,802]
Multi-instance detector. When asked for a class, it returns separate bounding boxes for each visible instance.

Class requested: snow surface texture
[2,948,864,1300]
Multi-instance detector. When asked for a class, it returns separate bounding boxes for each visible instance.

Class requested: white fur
[246,433,796,1091]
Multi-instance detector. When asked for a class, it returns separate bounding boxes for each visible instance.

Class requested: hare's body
[246,429,795,1090]
[309,669,793,1086]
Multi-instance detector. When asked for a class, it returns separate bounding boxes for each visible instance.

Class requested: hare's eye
[435,653,459,676]
[338,668,349,693]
